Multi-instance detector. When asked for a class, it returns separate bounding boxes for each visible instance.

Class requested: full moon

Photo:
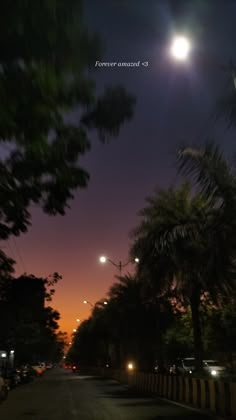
[170,36,191,61]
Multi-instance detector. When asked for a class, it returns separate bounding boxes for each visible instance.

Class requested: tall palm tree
[130,232,175,370]
[130,181,235,369]
[107,273,149,369]
[177,143,236,295]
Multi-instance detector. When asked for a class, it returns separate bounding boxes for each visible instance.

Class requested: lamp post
[83,300,94,308]
[83,300,108,308]
[99,255,139,275]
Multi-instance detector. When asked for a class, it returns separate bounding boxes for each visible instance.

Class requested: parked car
[169,357,228,377]
[3,368,21,389]
[153,364,170,374]
[169,358,195,375]
[46,363,53,370]
[0,370,8,401]
[17,365,36,383]
[203,360,227,377]
[31,363,45,376]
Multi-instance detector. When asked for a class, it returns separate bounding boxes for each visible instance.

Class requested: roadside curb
[157,396,226,420]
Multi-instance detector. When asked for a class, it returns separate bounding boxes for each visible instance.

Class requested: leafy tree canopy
[0,272,63,363]
[0,0,136,254]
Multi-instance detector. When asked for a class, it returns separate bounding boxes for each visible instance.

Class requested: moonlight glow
[170,36,191,61]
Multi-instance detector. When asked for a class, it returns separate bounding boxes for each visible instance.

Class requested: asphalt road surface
[0,368,218,419]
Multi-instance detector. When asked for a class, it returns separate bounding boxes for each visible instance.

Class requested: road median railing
[80,367,236,418]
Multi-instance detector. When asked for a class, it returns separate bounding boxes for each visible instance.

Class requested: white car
[203,360,227,377]
[170,358,227,377]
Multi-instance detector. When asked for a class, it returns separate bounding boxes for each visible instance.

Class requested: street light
[76,319,80,322]
[127,361,135,371]
[83,300,94,308]
[83,300,108,307]
[170,35,191,61]
[99,255,139,274]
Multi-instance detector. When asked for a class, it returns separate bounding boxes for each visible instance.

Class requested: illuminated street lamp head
[127,362,135,371]
[170,35,191,61]
[83,300,94,308]
[134,257,139,263]
[76,319,80,322]
[99,256,107,264]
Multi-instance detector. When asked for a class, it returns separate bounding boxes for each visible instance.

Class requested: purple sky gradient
[6,0,236,337]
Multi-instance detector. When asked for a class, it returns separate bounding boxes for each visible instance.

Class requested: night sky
[6,0,236,338]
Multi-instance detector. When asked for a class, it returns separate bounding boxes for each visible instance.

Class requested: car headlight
[211,370,217,376]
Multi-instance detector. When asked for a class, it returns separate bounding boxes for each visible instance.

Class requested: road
[0,368,218,419]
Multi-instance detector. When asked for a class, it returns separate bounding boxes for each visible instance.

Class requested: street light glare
[170,36,191,61]
[127,362,135,371]
[83,300,94,308]
[99,256,107,263]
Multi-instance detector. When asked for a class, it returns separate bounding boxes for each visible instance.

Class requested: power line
[12,236,27,274]
[6,239,17,261]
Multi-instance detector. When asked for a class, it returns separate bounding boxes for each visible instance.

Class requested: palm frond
[177,142,236,209]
